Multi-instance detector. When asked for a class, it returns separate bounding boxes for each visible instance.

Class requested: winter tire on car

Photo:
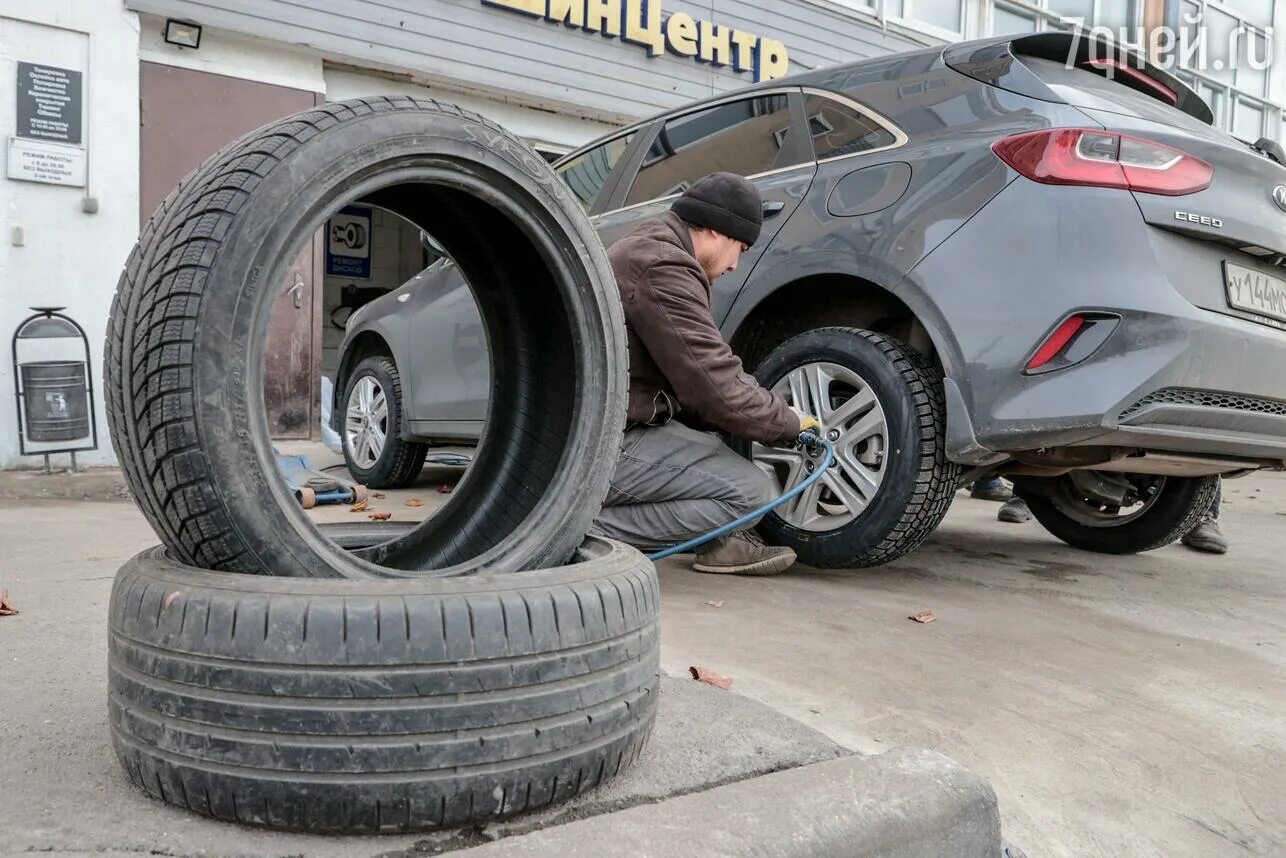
[342,356,428,489]
[108,528,660,834]
[104,97,627,579]
[738,328,959,568]
[1016,472,1220,554]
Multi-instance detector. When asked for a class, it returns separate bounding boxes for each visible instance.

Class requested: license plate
[1224,262,1286,328]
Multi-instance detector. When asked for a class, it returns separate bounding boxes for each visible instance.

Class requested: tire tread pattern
[108,542,661,833]
[104,97,559,573]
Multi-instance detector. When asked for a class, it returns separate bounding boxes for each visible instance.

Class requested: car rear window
[803,93,897,160]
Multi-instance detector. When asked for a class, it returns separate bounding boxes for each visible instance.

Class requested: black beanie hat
[671,172,763,247]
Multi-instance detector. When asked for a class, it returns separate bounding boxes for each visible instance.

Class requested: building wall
[0,1,141,467]
[123,0,926,125]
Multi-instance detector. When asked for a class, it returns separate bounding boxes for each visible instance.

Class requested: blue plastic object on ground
[647,435,834,561]
[275,450,363,508]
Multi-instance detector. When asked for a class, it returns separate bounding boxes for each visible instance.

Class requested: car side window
[802,93,898,160]
[623,95,800,207]
[556,133,635,211]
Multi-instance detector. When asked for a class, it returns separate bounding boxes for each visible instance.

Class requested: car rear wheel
[342,356,427,489]
[1016,472,1219,554]
[739,327,959,568]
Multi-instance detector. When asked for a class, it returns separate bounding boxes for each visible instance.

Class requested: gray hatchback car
[335,31,1286,568]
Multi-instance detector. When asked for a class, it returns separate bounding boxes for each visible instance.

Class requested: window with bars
[822,0,1284,142]
[822,1,1140,43]
[989,0,1141,36]
[1175,0,1280,142]
[824,0,970,39]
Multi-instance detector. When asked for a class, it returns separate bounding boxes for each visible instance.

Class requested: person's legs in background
[968,475,1032,523]
[970,477,1010,502]
[1182,479,1228,554]
[998,492,1032,524]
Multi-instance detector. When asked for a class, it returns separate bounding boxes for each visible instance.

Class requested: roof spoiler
[943,32,1214,126]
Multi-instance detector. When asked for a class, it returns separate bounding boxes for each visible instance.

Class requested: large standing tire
[108,531,660,834]
[341,356,428,489]
[1017,473,1219,554]
[738,328,959,568]
[104,97,627,579]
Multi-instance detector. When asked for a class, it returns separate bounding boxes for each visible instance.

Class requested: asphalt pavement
[1,470,1284,856]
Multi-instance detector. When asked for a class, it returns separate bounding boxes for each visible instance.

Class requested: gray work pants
[593,421,778,552]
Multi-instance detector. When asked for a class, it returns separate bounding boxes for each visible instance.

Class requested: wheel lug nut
[827,429,840,441]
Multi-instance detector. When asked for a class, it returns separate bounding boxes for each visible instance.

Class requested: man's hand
[790,406,822,436]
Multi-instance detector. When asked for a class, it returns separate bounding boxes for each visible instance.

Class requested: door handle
[762,201,786,218]
[287,272,305,309]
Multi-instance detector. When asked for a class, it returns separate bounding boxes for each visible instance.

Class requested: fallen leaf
[405,498,425,508]
[369,512,393,521]
[705,600,724,608]
[0,590,18,617]
[162,591,182,610]
[350,500,369,513]
[689,666,733,690]
[909,611,937,624]
[438,485,453,494]
[373,492,386,499]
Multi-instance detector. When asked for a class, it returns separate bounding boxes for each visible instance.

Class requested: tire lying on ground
[108,527,660,834]
[1015,473,1219,555]
[104,97,627,579]
[737,327,960,568]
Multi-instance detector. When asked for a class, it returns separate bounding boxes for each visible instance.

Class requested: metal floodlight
[164,19,202,49]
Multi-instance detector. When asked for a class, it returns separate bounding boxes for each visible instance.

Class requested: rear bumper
[906,179,1286,466]
[1108,387,1286,461]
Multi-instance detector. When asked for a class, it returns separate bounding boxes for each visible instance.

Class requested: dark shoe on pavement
[970,479,1011,502]
[1181,517,1228,554]
[693,530,796,576]
[998,496,1032,524]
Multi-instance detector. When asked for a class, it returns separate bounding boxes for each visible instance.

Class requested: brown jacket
[609,212,798,444]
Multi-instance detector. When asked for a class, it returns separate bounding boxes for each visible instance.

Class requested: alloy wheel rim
[345,376,388,469]
[754,361,889,532]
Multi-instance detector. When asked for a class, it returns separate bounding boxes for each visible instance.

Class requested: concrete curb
[456,748,1001,857]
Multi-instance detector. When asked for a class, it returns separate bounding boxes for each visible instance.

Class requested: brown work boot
[692,530,796,576]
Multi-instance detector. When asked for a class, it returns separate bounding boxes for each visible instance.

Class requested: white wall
[137,12,324,92]
[0,2,141,468]
[323,68,616,154]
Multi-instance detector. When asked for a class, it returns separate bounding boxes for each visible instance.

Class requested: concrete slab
[11,472,1284,855]
[454,749,1000,858]
[0,499,850,857]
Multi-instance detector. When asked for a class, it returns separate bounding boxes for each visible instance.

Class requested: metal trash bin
[20,361,90,442]
[11,308,98,471]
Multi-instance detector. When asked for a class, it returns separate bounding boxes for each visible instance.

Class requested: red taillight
[1027,315,1086,371]
[992,129,1213,196]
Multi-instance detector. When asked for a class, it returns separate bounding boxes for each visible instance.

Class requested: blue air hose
[647,433,834,561]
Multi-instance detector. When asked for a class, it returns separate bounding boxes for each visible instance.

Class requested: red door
[139,62,322,438]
